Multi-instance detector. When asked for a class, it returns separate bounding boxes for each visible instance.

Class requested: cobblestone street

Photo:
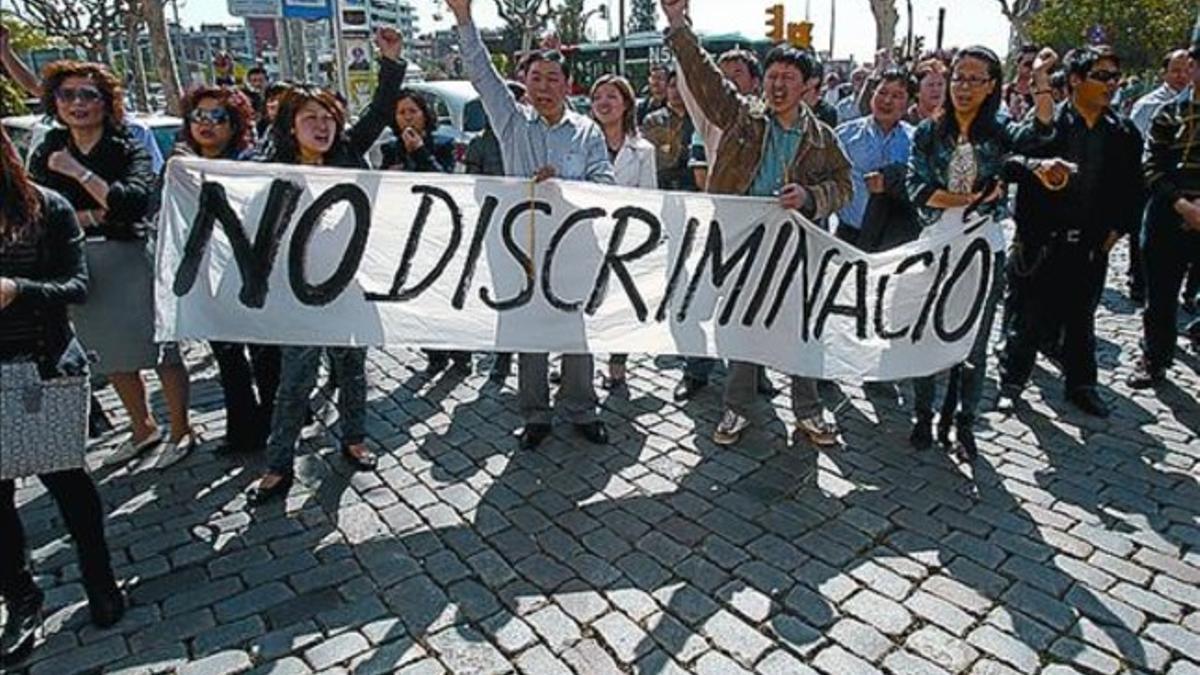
[5,241,1200,675]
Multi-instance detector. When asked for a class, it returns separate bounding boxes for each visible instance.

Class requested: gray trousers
[722,361,821,420]
[518,353,599,425]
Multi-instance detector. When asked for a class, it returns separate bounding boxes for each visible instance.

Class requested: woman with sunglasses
[590,74,657,389]
[247,27,405,505]
[174,87,284,459]
[0,124,124,663]
[380,89,473,375]
[906,45,1059,460]
[28,61,195,470]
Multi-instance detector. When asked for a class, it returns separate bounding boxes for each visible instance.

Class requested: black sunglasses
[1088,70,1122,84]
[55,86,103,104]
[189,108,232,125]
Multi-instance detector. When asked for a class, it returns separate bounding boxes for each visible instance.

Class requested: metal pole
[332,2,348,97]
[829,0,835,56]
[936,7,945,52]
[617,0,625,76]
[277,18,292,79]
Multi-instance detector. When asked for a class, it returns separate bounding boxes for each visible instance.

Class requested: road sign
[282,0,331,20]
[228,0,281,18]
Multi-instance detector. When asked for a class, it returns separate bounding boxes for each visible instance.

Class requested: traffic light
[765,4,785,43]
[788,21,813,49]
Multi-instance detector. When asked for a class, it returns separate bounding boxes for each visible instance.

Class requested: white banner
[155,157,1004,381]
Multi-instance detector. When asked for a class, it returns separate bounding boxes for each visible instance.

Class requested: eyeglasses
[188,108,231,125]
[1087,70,1122,84]
[55,86,103,104]
[950,75,993,89]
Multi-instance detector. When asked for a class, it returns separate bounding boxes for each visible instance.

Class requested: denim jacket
[907,114,1056,226]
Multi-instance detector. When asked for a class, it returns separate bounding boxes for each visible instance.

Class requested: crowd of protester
[2,0,1200,659]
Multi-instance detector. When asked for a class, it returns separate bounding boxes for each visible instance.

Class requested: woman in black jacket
[28,60,195,471]
[0,124,123,663]
[248,28,405,506]
[381,89,471,374]
[176,86,283,458]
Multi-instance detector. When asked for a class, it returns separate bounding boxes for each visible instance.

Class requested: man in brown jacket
[661,0,853,447]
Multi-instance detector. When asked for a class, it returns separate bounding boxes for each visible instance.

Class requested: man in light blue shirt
[447,0,613,450]
[834,68,915,248]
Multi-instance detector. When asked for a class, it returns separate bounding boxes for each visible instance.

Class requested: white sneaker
[713,409,750,445]
[151,433,196,470]
[102,428,163,467]
[797,414,840,447]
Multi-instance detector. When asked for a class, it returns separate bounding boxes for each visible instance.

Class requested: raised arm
[660,0,743,132]
[0,24,42,97]
[346,28,407,158]
[447,0,521,139]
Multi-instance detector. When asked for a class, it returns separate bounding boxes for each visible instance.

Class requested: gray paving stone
[594,611,652,664]
[812,644,883,675]
[1146,622,1200,659]
[843,589,913,636]
[702,609,773,665]
[561,638,624,675]
[304,632,371,671]
[426,625,510,675]
[526,604,582,652]
[694,651,753,675]
[515,645,572,675]
[195,616,267,656]
[883,650,953,675]
[967,625,1040,673]
[247,656,313,675]
[829,618,891,662]
[346,637,428,675]
[643,610,710,665]
[756,649,819,675]
[906,626,979,673]
[28,635,129,675]
[177,650,254,675]
[1048,636,1121,675]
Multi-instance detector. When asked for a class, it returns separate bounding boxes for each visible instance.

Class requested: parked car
[1,112,182,169]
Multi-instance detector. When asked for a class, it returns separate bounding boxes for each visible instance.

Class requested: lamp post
[617,0,625,76]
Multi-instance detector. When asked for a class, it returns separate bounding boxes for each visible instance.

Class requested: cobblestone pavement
[5,241,1200,675]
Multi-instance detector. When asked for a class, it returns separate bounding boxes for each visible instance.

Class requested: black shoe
[909,416,933,450]
[954,419,977,461]
[424,353,449,375]
[520,423,552,450]
[1126,359,1165,390]
[341,444,378,471]
[574,421,608,444]
[1067,388,1110,417]
[1,585,43,663]
[996,386,1021,414]
[936,419,953,447]
[673,377,707,402]
[86,584,125,629]
[247,472,294,506]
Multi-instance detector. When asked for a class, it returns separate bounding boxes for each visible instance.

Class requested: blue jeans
[265,346,367,474]
[913,251,1005,423]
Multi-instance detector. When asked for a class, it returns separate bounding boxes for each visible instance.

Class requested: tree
[628,0,658,34]
[120,0,150,112]
[141,0,182,114]
[13,0,122,60]
[996,0,1042,58]
[554,0,587,45]
[1027,0,1191,73]
[868,0,899,52]
[492,0,554,55]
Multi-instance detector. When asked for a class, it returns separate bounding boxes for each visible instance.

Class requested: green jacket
[666,23,852,220]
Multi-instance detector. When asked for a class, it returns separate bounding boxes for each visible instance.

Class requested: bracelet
[79,169,95,185]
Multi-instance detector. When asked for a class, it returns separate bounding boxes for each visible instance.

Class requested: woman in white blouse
[590,74,657,389]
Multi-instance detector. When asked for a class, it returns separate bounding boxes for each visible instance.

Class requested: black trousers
[1142,206,1200,370]
[1,469,114,599]
[1000,241,1106,392]
[211,341,281,451]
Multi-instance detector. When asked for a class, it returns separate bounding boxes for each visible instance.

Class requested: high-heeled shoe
[247,471,294,505]
[86,583,126,628]
[341,444,377,471]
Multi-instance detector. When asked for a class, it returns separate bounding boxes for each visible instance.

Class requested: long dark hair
[267,85,347,164]
[181,86,256,156]
[936,45,1004,143]
[0,124,43,244]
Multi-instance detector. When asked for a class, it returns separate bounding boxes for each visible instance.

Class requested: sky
[178,0,1013,62]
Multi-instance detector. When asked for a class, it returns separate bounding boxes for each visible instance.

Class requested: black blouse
[28,125,157,240]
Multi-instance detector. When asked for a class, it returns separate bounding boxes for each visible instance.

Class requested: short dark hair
[717,48,761,81]
[762,45,816,80]
[1018,44,1040,57]
[519,50,568,78]
[247,65,268,78]
[1164,48,1189,69]
[1063,45,1119,87]
[877,66,917,100]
